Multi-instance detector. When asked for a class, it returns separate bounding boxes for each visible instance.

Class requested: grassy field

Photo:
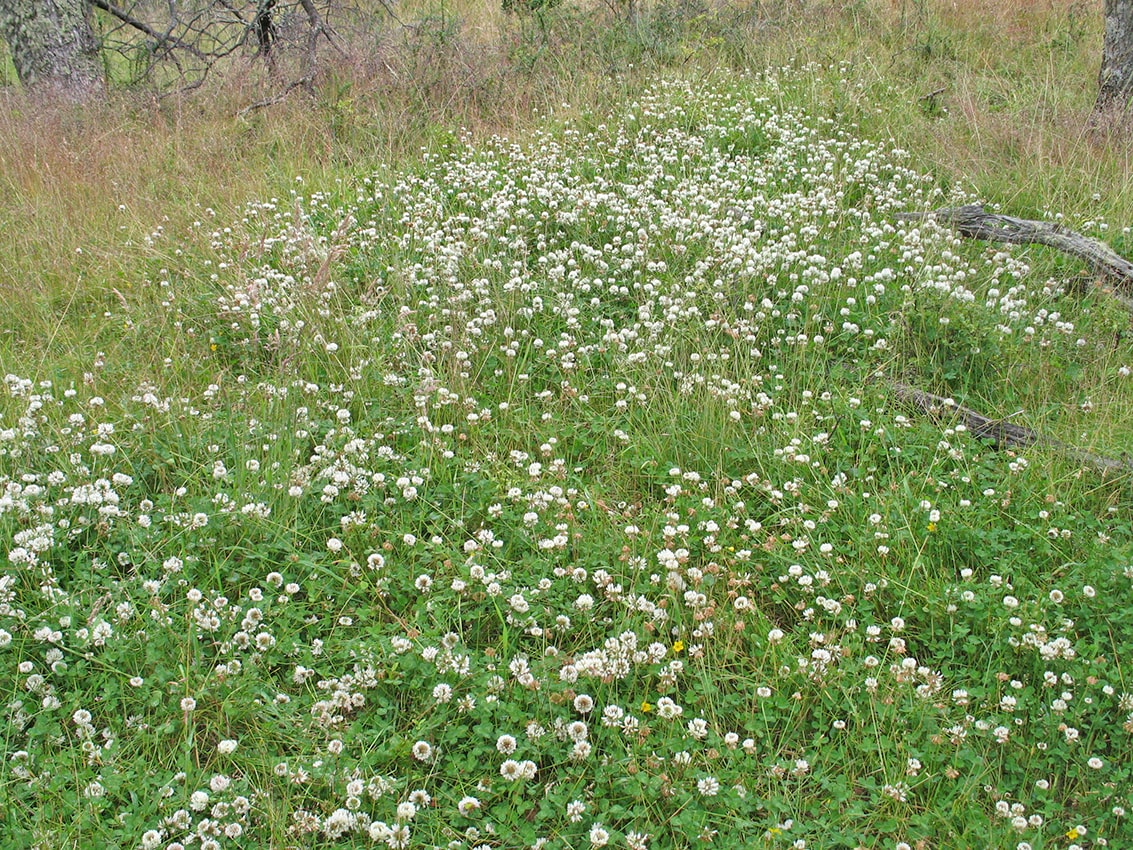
[2,1,1132,848]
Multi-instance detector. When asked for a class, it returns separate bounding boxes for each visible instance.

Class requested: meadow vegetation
[1,1,1132,848]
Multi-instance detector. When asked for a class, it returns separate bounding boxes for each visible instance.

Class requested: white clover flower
[656,697,682,720]
[496,734,517,754]
[387,823,411,848]
[570,740,592,761]
[567,720,589,742]
[589,823,610,848]
[323,808,355,839]
[396,801,417,820]
[882,782,908,802]
[457,795,480,815]
[697,776,720,796]
[411,741,433,762]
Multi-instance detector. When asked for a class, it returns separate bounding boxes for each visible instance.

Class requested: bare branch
[299,0,347,56]
[83,1,399,96]
[87,0,207,59]
[237,72,315,113]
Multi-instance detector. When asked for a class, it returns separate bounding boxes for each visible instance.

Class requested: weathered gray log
[890,381,1133,475]
[895,204,1133,311]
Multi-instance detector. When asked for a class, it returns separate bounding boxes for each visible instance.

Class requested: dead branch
[889,380,1133,475]
[237,73,314,113]
[88,0,207,59]
[87,0,373,94]
[896,203,1133,312]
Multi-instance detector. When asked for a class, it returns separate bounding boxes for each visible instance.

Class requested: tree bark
[1096,0,1133,121]
[0,0,103,101]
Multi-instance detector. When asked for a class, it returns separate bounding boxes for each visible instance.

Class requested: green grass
[2,2,1133,848]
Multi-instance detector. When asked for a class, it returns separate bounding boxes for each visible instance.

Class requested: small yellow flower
[1067,828,1080,840]
[641,701,653,713]
[672,640,685,654]
[927,522,937,532]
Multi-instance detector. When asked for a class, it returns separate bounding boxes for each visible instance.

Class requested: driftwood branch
[890,381,1133,475]
[896,204,1133,311]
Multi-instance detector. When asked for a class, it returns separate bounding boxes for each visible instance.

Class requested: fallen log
[895,204,1133,312]
[890,381,1133,475]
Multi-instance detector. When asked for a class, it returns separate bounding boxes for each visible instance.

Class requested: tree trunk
[0,0,103,101]
[1096,0,1133,120]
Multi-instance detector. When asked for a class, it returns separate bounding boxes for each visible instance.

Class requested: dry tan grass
[0,0,1129,356]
